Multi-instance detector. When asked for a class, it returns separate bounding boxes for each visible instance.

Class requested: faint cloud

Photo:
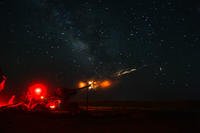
[72,40,89,52]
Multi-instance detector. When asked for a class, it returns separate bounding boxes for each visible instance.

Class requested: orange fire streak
[78,81,87,88]
[100,80,111,88]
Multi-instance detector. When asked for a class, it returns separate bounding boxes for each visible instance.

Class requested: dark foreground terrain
[0,102,200,133]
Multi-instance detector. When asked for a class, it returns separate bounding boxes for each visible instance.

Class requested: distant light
[88,81,95,89]
[49,105,56,109]
[35,88,42,94]
[28,83,47,100]
[88,86,92,90]
[88,81,93,85]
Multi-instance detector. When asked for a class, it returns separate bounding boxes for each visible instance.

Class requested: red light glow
[28,83,47,100]
[35,88,42,94]
[0,76,6,92]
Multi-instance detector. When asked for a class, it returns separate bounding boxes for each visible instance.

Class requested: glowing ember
[40,96,44,99]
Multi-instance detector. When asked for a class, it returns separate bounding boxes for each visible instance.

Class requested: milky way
[1,0,200,100]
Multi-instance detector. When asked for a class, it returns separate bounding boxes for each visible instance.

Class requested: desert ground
[0,101,200,133]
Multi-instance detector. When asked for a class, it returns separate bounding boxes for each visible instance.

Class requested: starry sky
[1,0,200,100]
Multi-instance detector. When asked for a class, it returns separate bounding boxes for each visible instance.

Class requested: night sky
[1,0,200,100]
